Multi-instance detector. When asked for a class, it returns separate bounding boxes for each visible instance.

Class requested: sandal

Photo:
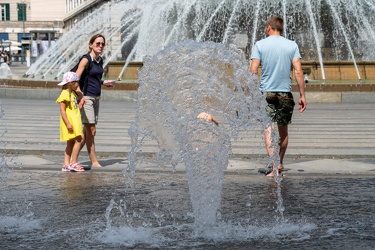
[61,165,71,172]
[258,168,273,175]
[69,163,85,172]
[258,163,273,175]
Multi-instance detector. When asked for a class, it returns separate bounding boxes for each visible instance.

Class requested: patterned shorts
[265,92,295,126]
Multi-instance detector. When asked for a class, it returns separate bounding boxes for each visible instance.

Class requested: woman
[75,34,115,168]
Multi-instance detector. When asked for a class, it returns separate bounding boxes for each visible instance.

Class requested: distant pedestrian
[56,72,85,172]
[250,16,306,176]
[1,51,10,65]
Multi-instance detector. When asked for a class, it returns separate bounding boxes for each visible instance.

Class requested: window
[1,4,10,21]
[18,3,27,21]
[0,33,9,41]
[18,33,30,42]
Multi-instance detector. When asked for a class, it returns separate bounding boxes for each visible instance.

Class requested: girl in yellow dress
[56,72,85,172]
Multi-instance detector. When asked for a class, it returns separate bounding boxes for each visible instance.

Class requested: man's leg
[259,122,277,175]
[264,124,288,177]
[264,123,275,158]
[277,125,288,170]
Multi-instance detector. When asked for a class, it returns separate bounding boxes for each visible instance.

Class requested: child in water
[56,72,85,172]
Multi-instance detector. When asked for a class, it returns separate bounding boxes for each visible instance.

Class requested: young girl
[56,72,85,172]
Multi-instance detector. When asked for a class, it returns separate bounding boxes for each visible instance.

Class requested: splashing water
[0,63,12,79]
[126,40,267,226]
[0,102,40,238]
[0,101,10,182]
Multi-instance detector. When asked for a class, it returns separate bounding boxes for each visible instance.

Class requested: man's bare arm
[249,58,260,75]
[292,57,307,112]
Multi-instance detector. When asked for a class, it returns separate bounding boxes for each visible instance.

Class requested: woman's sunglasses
[95,42,105,47]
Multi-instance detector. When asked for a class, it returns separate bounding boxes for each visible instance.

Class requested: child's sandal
[69,163,85,172]
[61,165,71,172]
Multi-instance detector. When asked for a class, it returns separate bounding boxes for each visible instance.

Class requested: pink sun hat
[58,72,80,86]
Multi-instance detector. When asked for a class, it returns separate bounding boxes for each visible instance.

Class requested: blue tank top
[85,57,103,96]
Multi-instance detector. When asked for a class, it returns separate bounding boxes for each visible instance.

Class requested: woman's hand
[103,80,116,87]
[78,97,86,109]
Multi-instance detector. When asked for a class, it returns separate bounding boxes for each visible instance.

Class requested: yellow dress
[56,90,83,141]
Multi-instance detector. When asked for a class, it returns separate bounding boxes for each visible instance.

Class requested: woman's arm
[75,57,89,107]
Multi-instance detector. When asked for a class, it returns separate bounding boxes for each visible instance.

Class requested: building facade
[0,0,113,63]
[63,0,109,31]
[0,0,65,40]
[0,0,108,62]
[0,0,65,62]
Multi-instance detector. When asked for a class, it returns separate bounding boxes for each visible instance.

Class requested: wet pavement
[0,169,374,249]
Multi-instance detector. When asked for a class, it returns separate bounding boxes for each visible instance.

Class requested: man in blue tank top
[250,16,307,176]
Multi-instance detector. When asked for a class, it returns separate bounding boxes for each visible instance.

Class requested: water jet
[22,0,375,82]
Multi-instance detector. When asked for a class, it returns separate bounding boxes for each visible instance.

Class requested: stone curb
[4,148,375,160]
[0,87,374,103]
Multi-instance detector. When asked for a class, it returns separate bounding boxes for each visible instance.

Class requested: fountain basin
[1,78,375,104]
[299,61,375,80]
[3,61,375,91]
[1,168,374,249]
[104,61,375,81]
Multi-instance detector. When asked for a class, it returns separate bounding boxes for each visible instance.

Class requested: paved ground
[1,97,374,175]
[1,62,374,175]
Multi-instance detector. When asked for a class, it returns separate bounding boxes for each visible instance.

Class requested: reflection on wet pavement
[0,170,374,249]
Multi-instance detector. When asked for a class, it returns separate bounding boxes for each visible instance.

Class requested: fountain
[22,0,375,81]
[126,40,267,227]
[1,1,375,248]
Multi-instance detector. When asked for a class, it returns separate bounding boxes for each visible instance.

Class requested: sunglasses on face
[95,42,105,47]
